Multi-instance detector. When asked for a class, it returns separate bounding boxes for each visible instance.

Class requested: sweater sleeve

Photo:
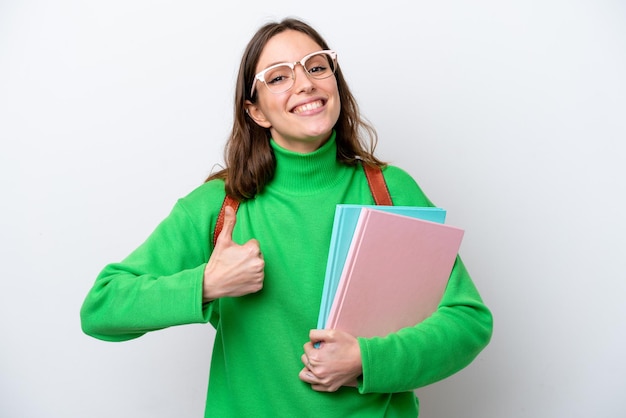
[357,166,493,393]
[80,185,223,342]
[358,257,492,392]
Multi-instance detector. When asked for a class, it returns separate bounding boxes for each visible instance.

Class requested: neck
[268,131,344,195]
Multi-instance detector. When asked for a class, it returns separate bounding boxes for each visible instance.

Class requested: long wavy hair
[206,17,385,200]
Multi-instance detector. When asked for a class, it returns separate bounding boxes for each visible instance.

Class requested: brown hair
[206,17,385,200]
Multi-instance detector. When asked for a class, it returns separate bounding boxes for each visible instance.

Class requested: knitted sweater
[80,133,493,417]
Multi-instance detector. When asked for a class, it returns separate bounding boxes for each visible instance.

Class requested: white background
[1,1,625,417]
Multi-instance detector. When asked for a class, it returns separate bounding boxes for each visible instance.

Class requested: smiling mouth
[292,100,324,114]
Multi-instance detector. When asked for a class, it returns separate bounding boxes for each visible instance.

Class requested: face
[245,30,341,153]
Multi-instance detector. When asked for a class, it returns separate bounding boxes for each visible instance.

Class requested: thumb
[309,329,329,344]
[217,205,237,245]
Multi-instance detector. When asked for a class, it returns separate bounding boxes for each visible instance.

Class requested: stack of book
[317,205,464,338]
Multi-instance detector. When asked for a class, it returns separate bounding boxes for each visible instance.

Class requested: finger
[299,367,317,382]
[242,238,261,254]
[242,240,264,270]
[217,205,237,244]
[301,353,312,369]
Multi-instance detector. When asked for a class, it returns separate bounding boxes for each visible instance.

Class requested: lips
[292,99,325,114]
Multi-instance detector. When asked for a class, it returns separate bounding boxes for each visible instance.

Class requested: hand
[299,329,363,392]
[203,205,264,302]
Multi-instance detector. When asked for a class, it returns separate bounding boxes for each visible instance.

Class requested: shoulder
[175,178,228,217]
[381,165,418,185]
[182,178,227,202]
[381,165,435,207]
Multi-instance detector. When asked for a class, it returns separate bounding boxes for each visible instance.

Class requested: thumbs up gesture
[203,206,265,302]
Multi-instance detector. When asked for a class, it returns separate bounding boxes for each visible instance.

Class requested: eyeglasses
[250,50,338,97]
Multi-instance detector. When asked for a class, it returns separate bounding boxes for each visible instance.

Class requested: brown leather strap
[212,163,390,246]
[362,162,392,206]
[213,194,240,247]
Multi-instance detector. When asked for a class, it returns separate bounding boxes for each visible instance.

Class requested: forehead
[256,30,324,71]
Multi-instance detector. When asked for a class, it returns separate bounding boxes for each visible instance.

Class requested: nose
[293,63,315,93]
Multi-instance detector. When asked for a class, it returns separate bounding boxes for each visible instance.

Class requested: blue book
[317,205,446,330]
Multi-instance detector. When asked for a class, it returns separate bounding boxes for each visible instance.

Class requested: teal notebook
[317,205,446,330]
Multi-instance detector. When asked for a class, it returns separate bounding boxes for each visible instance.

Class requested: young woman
[81,17,492,417]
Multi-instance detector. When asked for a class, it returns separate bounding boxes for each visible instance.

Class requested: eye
[308,64,328,74]
[268,75,287,84]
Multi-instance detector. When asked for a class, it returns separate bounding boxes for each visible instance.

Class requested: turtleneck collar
[268,131,345,196]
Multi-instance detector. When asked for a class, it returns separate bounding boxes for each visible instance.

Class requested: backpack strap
[212,162,391,246]
[361,162,392,206]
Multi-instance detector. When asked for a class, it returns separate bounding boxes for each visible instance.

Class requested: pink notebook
[326,208,464,338]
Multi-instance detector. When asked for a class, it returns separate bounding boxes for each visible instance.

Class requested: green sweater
[81,133,492,417]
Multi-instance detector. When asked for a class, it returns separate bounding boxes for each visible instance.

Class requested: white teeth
[294,100,323,113]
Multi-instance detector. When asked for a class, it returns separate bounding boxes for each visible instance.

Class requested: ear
[245,101,272,128]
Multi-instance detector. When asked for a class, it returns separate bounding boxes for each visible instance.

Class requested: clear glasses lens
[263,65,294,93]
[262,51,336,94]
[303,51,336,80]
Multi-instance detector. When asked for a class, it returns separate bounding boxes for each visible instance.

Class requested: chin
[304,123,334,139]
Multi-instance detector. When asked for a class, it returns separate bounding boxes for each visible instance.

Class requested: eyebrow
[261,60,289,68]
[257,50,321,71]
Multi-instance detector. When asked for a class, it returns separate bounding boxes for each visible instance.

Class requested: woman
[81,17,492,417]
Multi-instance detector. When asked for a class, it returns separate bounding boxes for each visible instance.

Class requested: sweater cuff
[357,337,377,393]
